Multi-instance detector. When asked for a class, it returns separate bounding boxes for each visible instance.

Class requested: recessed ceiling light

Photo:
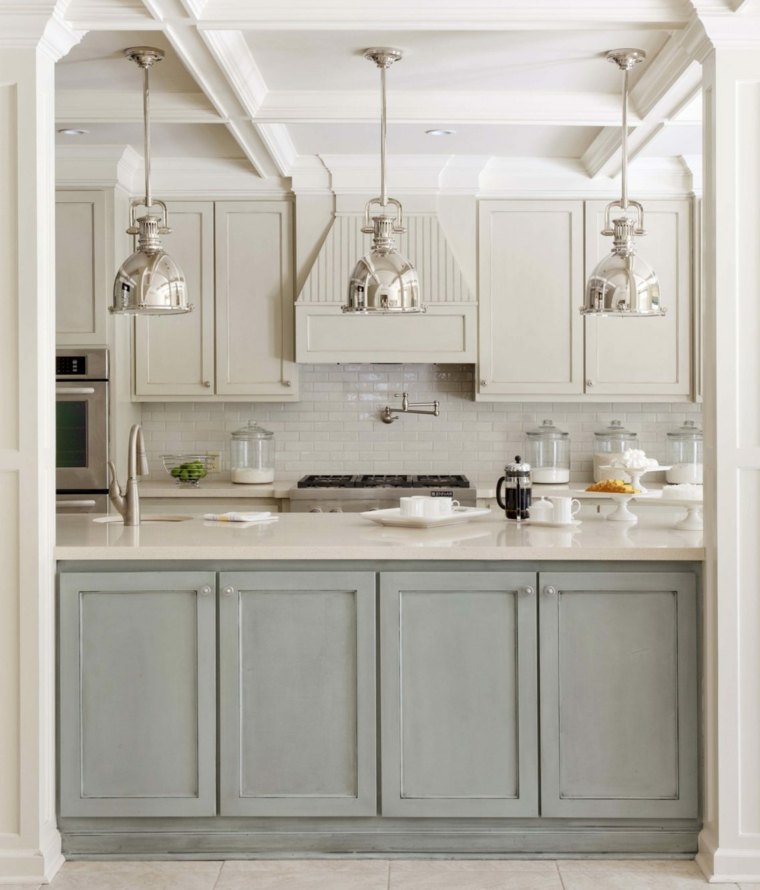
[57,128,89,136]
[426,129,456,136]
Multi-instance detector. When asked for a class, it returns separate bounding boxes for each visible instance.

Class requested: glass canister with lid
[666,420,703,484]
[593,420,639,481]
[526,419,571,484]
[230,420,275,484]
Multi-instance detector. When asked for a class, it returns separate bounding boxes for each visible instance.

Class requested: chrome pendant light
[581,49,664,317]
[111,47,191,316]
[343,48,423,314]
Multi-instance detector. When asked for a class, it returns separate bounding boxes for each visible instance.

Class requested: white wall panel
[0,85,19,453]
[0,472,19,836]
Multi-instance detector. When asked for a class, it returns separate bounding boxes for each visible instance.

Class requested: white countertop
[140,477,297,499]
[56,511,704,562]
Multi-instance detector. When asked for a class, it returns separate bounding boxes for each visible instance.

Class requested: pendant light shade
[581,49,665,318]
[344,48,423,314]
[111,47,191,316]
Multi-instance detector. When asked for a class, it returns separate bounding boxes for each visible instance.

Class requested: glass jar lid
[506,455,531,476]
[526,419,569,439]
[667,420,702,440]
[594,419,638,440]
[231,420,273,441]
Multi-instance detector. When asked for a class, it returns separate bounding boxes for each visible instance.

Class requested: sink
[93,514,193,523]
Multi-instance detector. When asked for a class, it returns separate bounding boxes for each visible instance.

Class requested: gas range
[290,474,476,513]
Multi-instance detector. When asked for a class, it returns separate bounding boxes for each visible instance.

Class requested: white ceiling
[54,0,703,181]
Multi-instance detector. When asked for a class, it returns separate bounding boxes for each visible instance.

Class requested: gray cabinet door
[380,572,538,817]
[219,571,376,816]
[59,572,217,817]
[539,571,698,818]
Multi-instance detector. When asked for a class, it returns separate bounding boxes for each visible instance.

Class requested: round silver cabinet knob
[199,585,213,596]
[283,380,292,387]
[222,586,234,597]
[309,507,323,513]
[544,585,558,597]
[522,586,535,597]
[480,379,487,387]
[328,508,343,513]
[203,380,211,388]
[586,379,593,388]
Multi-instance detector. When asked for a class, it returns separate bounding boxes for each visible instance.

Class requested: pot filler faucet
[108,423,149,526]
[381,392,440,424]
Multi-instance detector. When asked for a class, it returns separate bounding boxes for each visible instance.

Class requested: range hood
[295,212,476,364]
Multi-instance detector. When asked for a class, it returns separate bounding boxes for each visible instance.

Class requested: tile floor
[15,859,760,889]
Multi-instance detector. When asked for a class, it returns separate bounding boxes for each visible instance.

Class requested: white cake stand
[599,465,670,494]
[657,498,704,530]
[607,493,639,522]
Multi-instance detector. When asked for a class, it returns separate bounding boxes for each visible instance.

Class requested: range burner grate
[297,474,471,489]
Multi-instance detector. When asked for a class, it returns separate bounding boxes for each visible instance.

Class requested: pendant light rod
[606,48,645,212]
[143,63,152,206]
[364,48,402,209]
[124,47,165,209]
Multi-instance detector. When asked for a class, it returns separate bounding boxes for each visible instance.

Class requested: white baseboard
[697,830,760,884]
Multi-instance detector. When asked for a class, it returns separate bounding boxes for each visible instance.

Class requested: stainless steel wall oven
[56,348,109,514]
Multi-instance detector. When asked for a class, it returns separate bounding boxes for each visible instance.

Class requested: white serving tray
[524,519,582,529]
[361,506,491,529]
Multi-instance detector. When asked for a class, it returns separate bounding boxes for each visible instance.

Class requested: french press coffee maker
[496,456,532,521]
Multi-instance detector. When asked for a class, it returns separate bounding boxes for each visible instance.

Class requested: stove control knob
[309,507,323,513]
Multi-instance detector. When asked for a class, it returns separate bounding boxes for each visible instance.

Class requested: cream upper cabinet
[477,200,584,398]
[214,201,297,399]
[56,190,108,345]
[134,202,215,398]
[132,199,298,402]
[584,199,692,397]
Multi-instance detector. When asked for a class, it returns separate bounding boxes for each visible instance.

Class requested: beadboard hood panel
[295,212,476,363]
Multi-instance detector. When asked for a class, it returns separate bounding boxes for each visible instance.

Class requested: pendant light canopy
[343,48,423,314]
[111,47,191,316]
[581,49,664,317]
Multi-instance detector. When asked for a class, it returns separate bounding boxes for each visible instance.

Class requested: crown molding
[0,2,84,56]
[147,156,290,196]
[479,156,694,198]
[319,154,451,195]
[691,1,760,47]
[56,144,141,189]
[290,155,331,194]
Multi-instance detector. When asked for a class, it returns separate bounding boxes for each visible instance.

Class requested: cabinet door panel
[584,200,691,396]
[539,571,698,818]
[215,202,297,398]
[380,572,538,817]
[219,571,376,816]
[478,200,584,396]
[59,572,216,817]
[134,202,215,397]
[56,191,107,345]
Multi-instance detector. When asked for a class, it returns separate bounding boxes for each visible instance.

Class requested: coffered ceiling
[54,0,704,183]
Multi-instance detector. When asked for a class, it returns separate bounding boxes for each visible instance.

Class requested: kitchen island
[56,512,702,859]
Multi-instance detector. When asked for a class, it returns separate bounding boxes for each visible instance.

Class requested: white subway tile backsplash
[141,364,702,481]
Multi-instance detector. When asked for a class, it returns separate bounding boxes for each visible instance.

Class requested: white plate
[361,506,491,529]
[524,519,582,529]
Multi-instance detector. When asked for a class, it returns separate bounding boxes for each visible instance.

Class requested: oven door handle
[56,499,97,508]
[56,386,96,395]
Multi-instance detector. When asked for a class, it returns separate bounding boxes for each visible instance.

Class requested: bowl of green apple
[161,454,211,487]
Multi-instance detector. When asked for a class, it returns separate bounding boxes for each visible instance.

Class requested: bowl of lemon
[161,454,211,487]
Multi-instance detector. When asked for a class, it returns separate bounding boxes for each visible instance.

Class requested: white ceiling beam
[200,28,297,175]
[256,90,630,127]
[581,24,704,177]
[56,89,222,123]
[193,0,690,30]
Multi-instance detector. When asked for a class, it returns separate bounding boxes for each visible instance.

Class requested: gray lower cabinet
[380,571,539,817]
[218,571,377,816]
[539,571,698,818]
[58,572,217,817]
